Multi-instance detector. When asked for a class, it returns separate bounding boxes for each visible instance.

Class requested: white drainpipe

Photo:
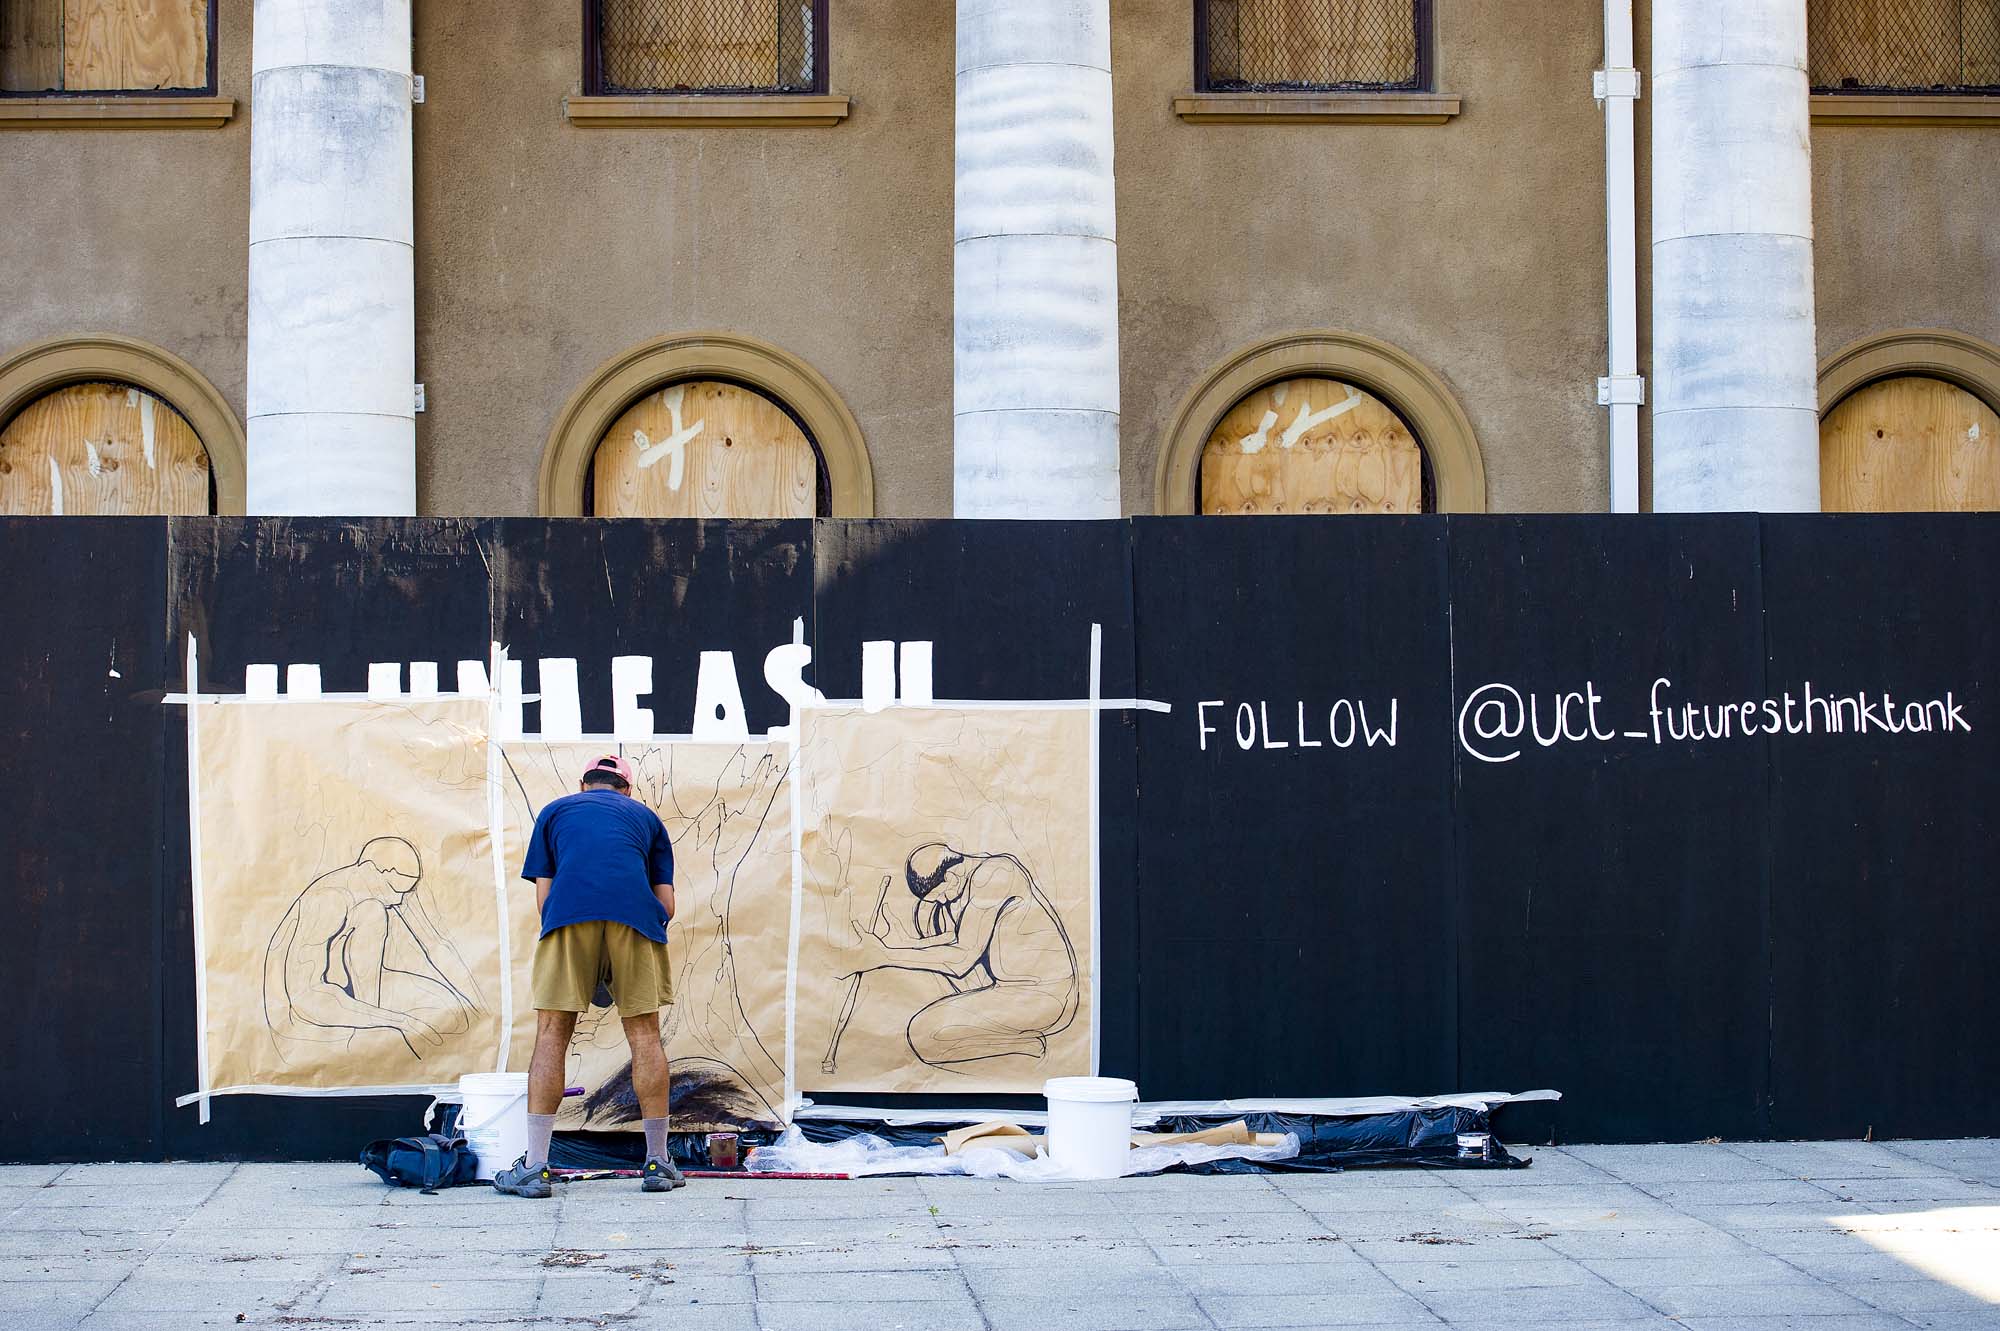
[245,0,417,516]
[1597,0,1643,513]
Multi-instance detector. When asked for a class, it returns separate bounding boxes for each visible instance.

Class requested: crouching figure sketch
[263,837,483,1064]
[827,842,1078,1073]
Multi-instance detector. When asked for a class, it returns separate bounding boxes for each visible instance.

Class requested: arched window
[0,379,211,514]
[589,378,822,518]
[1821,375,1999,512]
[1199,375,1429,514]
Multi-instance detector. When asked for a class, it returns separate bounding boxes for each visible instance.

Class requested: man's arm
[535,877,553,915]
[654,881,675,921]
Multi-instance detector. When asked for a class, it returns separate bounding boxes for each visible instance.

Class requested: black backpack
[359,1133,482,1190]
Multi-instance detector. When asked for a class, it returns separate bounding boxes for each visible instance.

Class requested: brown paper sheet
[497,742,792,1131]
[797,707,1095,1094]
[938,1120,1036,1156]
[194,700,501,1092]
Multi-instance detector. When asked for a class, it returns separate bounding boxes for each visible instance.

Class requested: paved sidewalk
[2,1139,1997,1330]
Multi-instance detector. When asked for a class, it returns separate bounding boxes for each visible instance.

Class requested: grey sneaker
[492,1155,554,1199]
[641,1156,686,1192]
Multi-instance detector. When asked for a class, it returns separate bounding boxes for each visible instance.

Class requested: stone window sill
[1172,91,1461,124]
[0,95,234,129]
[1812,94,2000,125]
[564,93,850,127]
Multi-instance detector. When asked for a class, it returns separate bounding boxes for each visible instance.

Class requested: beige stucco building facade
[2,0,1996,517]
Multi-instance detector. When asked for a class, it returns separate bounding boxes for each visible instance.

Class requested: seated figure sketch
[826,842,1079,1073]
[263,837,482,1063]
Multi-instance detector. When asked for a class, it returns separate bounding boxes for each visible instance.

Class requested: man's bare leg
[623,1011,683,1189]
[525,1009,577,1168]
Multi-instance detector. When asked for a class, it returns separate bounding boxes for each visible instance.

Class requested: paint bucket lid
[1044,1076,1138,1104]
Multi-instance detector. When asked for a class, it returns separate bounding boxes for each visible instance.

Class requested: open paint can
[1455,1132,1491,1160]
[706,1132,740,1169]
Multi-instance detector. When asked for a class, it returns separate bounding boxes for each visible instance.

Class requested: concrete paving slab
[1413,1283,1665,1322]
[1381,1257,1606,1293]
[1350,1233,1571,1263]
[1577,1254,1817,1287]
[1673,1316,1924,1331]
[314,1276,540,1314]
[0,1166,71,1186]
[961,1264,1176,1300]
[757,1269,967,1302]
[1630,1280,1882,1317]
[1165,1255,1390,1294]
[1723,1140,1961,1179]
[980,1291,1210,1330]
[753,1298,987,1331]
[91,1278,313,1315]
[49,1164,236,1188]
[1564,1146,1797,1183]
[1198,1289,1441,1326]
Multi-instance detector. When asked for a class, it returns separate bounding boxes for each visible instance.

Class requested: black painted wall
[2,515,1994,1160]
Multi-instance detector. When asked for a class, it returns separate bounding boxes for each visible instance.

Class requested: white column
[1651,0,1819,512]
[954,0,1121,519]
[246,0,416,516]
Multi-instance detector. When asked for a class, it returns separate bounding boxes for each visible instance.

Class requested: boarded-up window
[1808,0,2000,93]
[1,0,211,94]
[591,380,819,518]
[1200,376,1427,515]
[1821,376,2000,512]
[589,0,822,94]
[1198,0,1427,91]
[0,381,212,514]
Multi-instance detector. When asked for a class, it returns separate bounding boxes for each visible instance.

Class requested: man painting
[263,836,480,1063]
[494,754,681,1199]
[829,842,1079,1071]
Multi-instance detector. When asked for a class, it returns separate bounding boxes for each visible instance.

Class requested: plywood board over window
[1201,376,1424,514]
[1821,376,2000,513]
[0,381,211,514]
[592,379,816,519]
[64,0,207,89]
[1,0,207,92]
[0,0,64,91]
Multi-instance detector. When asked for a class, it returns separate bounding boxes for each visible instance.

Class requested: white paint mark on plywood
[1237,410,1280,454]
[632,384,701,491]
[48,456,63,513]
[141,395,157,468]
[1278,386,1364,449]
[85,440,103,476]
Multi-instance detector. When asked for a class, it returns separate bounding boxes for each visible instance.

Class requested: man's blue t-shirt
[520,790,675,942]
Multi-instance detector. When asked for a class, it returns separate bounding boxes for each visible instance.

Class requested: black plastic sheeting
[475,1105,1530,1176]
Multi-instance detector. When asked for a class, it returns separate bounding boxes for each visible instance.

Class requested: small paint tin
[706,1132,740,1169]
[1455,1132,1491,1160]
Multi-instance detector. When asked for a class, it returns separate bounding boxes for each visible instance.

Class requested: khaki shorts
[532,921,674,1018]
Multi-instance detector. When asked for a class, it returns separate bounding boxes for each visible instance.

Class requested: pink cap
[583,754,633,785]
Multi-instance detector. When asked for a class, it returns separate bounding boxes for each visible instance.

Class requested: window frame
[581,0,830,97]
[1806,0,2000,97]
[0,0,219,99]
[1192,0,1434,95]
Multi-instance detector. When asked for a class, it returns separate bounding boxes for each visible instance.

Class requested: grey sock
[524,1113,557,1171]
[643,1117,670,1161]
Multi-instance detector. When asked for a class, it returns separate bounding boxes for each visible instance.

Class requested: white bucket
[1043,1076,1139,1180]
[458,1073,529,1181]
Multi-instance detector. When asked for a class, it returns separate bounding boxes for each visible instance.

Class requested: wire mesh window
[1196,0,1429,92]
[586,0,825,95]
[1808,0,2000,93]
